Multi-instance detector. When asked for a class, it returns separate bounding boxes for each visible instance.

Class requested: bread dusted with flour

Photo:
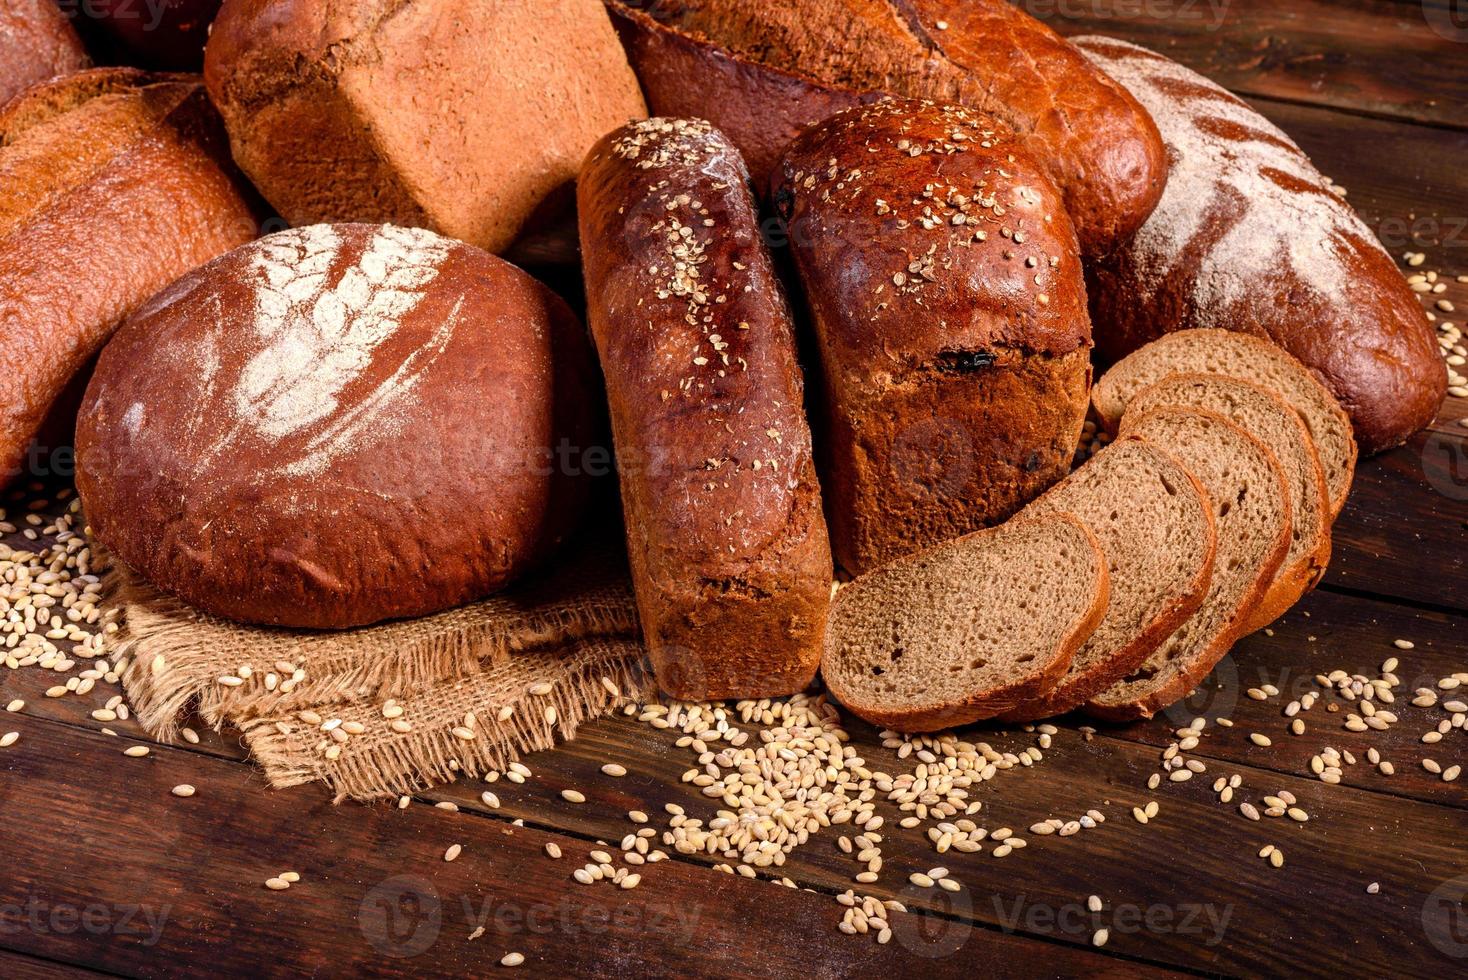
[579,119,833,700]
[204,0,646,254]
[1075,37,1444,455]
[606,0,1166,253]
[776,99,1092,575]
[77,224,597,629]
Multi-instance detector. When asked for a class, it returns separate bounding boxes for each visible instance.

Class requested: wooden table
[3,3,1467,977]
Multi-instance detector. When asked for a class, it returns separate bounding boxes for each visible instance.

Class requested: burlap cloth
[110,533,655,802]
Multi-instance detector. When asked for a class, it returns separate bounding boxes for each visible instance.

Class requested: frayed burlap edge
[240,638,654,802]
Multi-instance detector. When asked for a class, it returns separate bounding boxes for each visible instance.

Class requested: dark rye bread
[1124,374,1330,634]
[77,224,597,629]
[0,68,258,484]
[606,0,1166,254]
[205,0,647,255]
[1074,37,1444,455]
[775,99,1092,575]
[823,514,1109,732]
[999,440,1216,723]
[1092,329,1357,519]
[0,0,90,105]
[1089,407,1292,720]
[578,119,833,701]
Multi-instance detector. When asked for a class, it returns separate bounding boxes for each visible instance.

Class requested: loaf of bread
[205,0,647,255]
[77,223,597,629]
[1075,36,1445,455]
[578,119,832,700]
[823,513,1109,731]
[0,0,89,105]
[775,99,1092,575]
[606,0,1166,253]
[0,68,258,484]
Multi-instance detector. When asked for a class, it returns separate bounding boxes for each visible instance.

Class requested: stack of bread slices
[823,328,1358,728]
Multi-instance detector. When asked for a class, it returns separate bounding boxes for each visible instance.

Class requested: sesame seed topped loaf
[0,0,90,106]
[822,513,1109,732]
[1092,329,1357,519]
[0,68,258,485]
[605,0,1166,254]
[76,224,598,629]
[775,99,1092,576]
[1074,36,1445,455]
[578,119,833,701]
[1000,439,1217,723]
[1123,374,1330,634]
[204,0,647,255]
[1089,407,1292,721]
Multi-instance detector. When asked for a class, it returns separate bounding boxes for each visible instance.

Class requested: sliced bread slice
[1122,373,1331,633]
[821,514,1109,732]
[1088,407,1293,721]
[998,439,1216,723]
[1093,329,1357,518]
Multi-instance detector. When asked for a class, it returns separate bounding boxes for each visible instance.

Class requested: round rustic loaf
[77,223,598,629]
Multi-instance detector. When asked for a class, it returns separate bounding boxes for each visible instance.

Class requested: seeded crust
[606,0,1166,254]
[0,68,258,485]
[775,99,1092,575]
[998,439,1217,723]
[204,0,647,254]
[823,514,1110,732]
[578,119,833,701]
[1123,374,1331,634]
[1087,407,1292,721]
[1092,329,1357,518]
[1075,36,1445,455]
[0,0,89,106]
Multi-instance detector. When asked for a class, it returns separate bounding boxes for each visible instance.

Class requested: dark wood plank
[0,949,117,980]
[1027,0,1468,129]
[1098,585,1468,807]
[0,715,1163,980]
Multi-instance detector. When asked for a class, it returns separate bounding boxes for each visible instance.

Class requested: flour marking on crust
[1077,37,1383,315]
[227,224,456,475]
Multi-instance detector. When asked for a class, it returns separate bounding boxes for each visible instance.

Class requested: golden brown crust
[604,0,1166,254]
[775,99,1091,574]
[578,119,833,701]
[0,68,258,484]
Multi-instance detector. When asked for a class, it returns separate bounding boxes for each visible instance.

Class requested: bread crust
[824,514,1110,732]
[998,439,1219,723]
[76,224,596,629]
[1076,36,1444,455]
[605,0,1165,254]
[776,99,1091,575]
[578,119,833,701]
[204,0,647,254]
[0,67,258,484]
[0,0,89,106]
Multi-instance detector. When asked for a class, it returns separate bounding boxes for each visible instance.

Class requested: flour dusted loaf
[77,224,597,629]
[1075,37,1444,455]
[776,99,1092,575]
[578,119,832,700]
[607,0,1166,253]
[204,0,646,255]
[822,513,1109,731]
[0,68,257,484]
[0,0,89,105]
